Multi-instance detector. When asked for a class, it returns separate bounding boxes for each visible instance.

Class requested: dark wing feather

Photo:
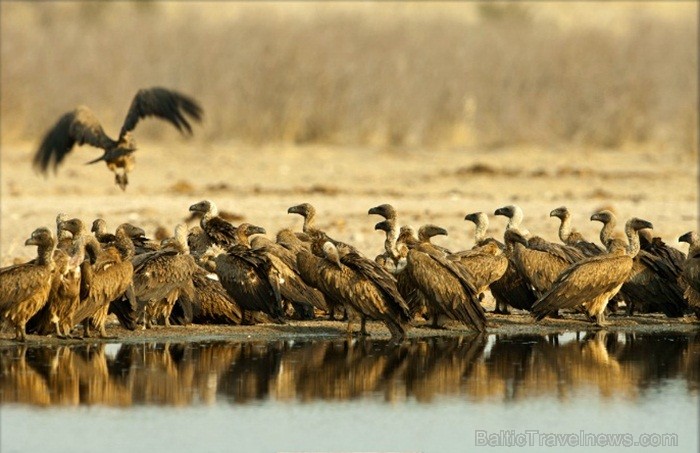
[120,87,203,138]
[342,252,410,317]
[623,251,688,317]
[204,217,238,248]
[34,107,117,173]
[490,256,538,311]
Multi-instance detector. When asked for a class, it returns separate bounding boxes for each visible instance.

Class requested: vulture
[638,229,687,282]
[189,200,238,248]
[187,267,244,325]
[463,211,533,315]
[131,224,198,328]
[679,231,700,318]
[392,223,435,321]
[487,228,538,313]
[532,217,653,325]
[493,204,530,236]
[402,224,487,332]
[0,227,56,341]
[464,212,503,249]
[371,217,406,275]
[282,228,346,320]
[549,206,604,257]
[92,218,157,255]
[33,87,203,190]
[591,210,688,317]
[26,235,88,338]
[495,205,585,296]
[318,241,411,341]
[201,223,284,322]
[68,220,136,337]
[450,240,508,302]
[287,202,357,254]
[368,203,403,273]
[251,235,328,318]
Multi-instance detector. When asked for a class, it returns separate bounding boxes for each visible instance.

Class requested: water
[1,331,698,453]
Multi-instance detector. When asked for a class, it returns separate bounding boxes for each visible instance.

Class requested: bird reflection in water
[0,332,697,407]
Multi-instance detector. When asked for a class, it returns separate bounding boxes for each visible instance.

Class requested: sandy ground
[0,141,697,342]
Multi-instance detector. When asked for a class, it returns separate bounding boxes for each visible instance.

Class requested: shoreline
[2,313,698,347]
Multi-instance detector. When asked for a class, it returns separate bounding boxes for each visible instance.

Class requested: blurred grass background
[1,2,697,152]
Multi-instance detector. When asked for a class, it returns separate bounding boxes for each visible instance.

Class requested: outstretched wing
[33,106,117,173]
[119,87,203,138]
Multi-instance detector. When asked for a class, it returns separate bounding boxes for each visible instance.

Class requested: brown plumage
[639,230,686,276]
[532,218,653,325]
[287,202,355,320]
[69,220,135,337]
[495,205,585,297]
[27,236,87,338]
[318,241,411,340]
[487,227,538,313]
[132,224,198,328]
[189,200,238,248]
[33,87,203,190]
[463,211,527,315]
[679,231,700,318]
[202,224,284,322]
[287,229,346,320]
[393,224,433,321]
[403,225,487,332]
[251,235,328,318]
[450,241,508,299]
[92,219,158,255]
[0,228,56,341]
[188,268,244,325]
[550,206,604,257]
[591,210,688,317]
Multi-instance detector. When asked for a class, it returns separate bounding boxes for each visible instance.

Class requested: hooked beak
[248,225,267,236]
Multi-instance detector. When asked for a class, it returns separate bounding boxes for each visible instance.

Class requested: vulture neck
[557,214,572,243]
[507,209,524,230]
[383,220,400,260]
[599,218,617,248]
[36,240,56,267]
[202,205,219,224]
[302,210,316,234]
[114,229,135,261]
[234,230,251,247]
[625,224,642,258]
[84,236,104,264]
[473,217,488,245]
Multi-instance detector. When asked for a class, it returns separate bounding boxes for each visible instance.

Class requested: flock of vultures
[1,87,699,341]
[1,200,699,342]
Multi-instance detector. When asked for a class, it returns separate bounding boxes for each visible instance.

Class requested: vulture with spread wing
[33,87,203,190]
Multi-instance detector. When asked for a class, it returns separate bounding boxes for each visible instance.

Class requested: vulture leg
[359,316,369,337]
[594,311,607,327]
[83,319,92,337]
[15,325,27,342]
[345,317,354,336]
[430,314,445,329]
[493,300,511,315]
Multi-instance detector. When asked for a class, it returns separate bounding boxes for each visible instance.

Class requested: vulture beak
[248,225,267,236]
[374,221,390,232]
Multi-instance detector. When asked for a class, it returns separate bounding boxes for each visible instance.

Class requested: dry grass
[1,2,696,151]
